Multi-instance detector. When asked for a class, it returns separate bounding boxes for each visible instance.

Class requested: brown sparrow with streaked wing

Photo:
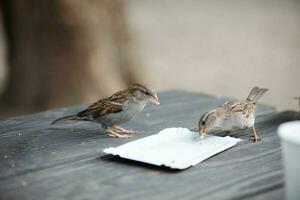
[198,87,268,142]
[52,83,160,138]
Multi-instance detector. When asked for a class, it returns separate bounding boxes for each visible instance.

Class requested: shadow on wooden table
[99,154,181,173]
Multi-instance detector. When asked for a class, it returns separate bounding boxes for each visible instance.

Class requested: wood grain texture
[0,90,297,200]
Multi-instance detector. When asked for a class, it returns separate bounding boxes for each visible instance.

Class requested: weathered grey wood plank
[0,90,297,200]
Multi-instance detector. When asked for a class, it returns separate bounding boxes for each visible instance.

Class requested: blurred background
[0,0,299,118]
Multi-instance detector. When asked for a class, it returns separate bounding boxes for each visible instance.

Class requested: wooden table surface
[0,90,298,200]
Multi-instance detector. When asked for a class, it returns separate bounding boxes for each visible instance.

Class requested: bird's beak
[199,127,208,139]
[148,94,160,105]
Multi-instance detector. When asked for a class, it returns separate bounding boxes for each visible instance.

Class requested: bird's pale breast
[95,100,146,127]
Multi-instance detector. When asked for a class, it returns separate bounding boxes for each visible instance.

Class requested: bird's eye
[201,121,205,126]
[144,91,150,95]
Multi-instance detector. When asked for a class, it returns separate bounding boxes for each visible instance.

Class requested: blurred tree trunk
[0,0,145,115]
[0,9,7,96]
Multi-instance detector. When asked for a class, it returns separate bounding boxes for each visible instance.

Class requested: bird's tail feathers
[51,114,81,124]
[246,87,268,102]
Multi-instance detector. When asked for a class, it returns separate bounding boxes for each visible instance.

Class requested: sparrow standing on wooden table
[52,83,160,138]
[198,87,268,142]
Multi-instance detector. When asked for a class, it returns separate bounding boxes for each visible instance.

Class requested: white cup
[278,121,300,200]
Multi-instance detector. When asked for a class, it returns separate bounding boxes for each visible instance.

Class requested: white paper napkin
[103,127,242,169]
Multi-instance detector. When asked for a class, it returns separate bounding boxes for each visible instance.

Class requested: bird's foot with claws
[106,129,134,138]
[250,136,261,142]
[112,126,138,135]
[106,126,138,138]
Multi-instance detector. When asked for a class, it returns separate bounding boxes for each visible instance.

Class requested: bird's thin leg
[111,125,138,135]
[250,126,259,142]
[106,129,133,138]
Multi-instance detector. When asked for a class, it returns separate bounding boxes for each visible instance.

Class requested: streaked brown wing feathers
[230,101,254,118]
[77,90,129,118]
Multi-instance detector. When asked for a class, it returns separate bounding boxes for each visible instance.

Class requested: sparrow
[198,87,268,142]
[52,83,160,138]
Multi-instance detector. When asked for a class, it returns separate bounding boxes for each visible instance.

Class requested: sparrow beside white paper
[104,127,242,169]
